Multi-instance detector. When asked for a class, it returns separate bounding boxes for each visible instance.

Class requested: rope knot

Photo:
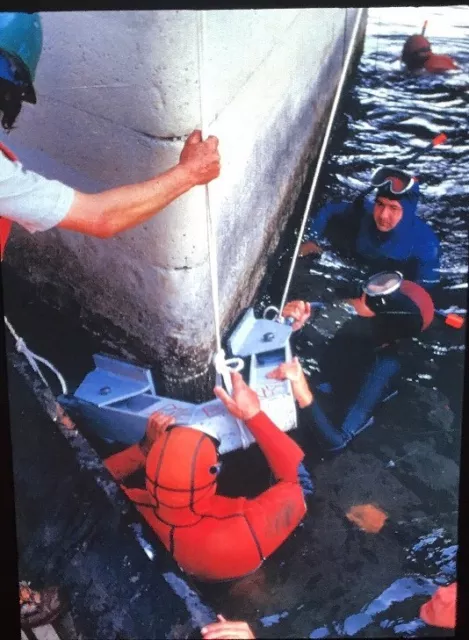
[213,348,250,448]
[214,349,244,394]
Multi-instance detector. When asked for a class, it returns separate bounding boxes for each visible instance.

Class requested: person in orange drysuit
[103,371,307,582]
[401,34,458,73]
[420,582,457,630]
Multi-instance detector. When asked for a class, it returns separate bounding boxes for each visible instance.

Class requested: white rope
[197,10,222,354]
[196,12,248,447]
[278,7,365,317]
[196,11,244,386]
[4,315,69,395]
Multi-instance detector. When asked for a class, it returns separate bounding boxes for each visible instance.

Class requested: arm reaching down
[299,240,323,257]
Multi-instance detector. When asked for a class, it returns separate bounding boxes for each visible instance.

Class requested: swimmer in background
[401,31,459,74]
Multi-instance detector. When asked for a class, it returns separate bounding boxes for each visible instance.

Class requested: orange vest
[0,141,16,261]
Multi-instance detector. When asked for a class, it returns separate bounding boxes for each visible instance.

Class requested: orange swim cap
[145,426,218,510]
[402,35,432,70]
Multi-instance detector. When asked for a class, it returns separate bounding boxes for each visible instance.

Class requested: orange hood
[145,426,219,526]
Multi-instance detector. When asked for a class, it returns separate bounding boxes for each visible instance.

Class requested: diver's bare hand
[202,615,256,639]
[267,357,313,408]
[214,371,260,421]
[139,411,176,456]
[282,300,311,331]
[179,129,220,186]
[299,240,323,257]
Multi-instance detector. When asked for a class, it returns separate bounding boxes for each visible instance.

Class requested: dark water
[3,6,467,639]
[243,6,467,637]
[259,5,468,438]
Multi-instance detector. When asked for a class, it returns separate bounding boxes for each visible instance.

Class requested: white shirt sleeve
[0,153,75,233]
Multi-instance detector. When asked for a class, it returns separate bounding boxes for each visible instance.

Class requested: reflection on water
[257,5,465,637]
[308,527,457,637]
[261,4,467,421]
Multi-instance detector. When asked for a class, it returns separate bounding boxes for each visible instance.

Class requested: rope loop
[214,349,244,392]
[263,305,282,322]
[213,348,249,447]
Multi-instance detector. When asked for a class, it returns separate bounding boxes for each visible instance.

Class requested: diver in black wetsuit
[268,274,435,452]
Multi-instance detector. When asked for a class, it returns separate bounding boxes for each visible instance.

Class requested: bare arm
[266,357,313,408]
[58,130,220,238]
[202,615,256,639]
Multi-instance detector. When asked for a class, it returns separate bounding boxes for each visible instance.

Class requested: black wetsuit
[299,316,403,451]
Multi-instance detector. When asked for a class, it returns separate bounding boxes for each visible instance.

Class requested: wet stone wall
[1,9,367,401]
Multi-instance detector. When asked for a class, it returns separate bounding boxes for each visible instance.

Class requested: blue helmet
[0,12,43,104]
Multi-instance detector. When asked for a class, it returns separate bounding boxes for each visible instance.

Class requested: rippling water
[260,5,468,416]
[254,6,466,637]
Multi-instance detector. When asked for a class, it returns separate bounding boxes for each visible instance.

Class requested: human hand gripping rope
[196,12,249,447]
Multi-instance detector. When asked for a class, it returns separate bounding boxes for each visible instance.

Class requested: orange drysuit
[424,53,458,73]
[105,411,306,582]
[402,35,458,73]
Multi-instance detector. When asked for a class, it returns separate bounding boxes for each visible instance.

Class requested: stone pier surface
[1,9,367,400]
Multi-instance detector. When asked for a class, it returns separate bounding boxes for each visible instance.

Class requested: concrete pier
[1,9,367,400]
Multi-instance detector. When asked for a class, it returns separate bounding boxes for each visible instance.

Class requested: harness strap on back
[0,141,17,261]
